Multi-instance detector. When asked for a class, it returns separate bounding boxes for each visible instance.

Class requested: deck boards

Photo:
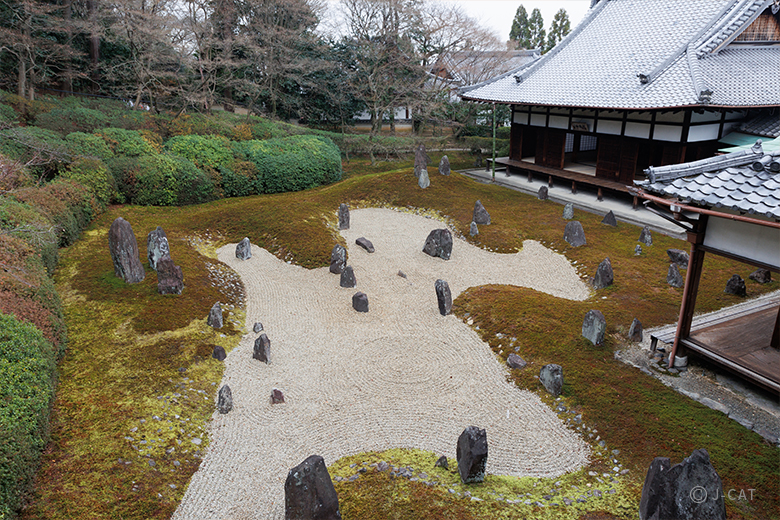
[489,156,632,193]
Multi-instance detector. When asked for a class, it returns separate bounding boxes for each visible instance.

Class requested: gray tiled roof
[461,0,780,109]
[637,145,780,219]
[740,112,780,137]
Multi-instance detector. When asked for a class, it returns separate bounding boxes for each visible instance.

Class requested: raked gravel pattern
[173,208,592,520]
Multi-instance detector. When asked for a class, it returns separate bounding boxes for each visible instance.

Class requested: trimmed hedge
[94,128,158,157]
[62,158,116,211]
[164,134,234,171]
[34,107,109,135]
[65,132,115,160]
[0,314,57,520]
[133,154,215,206]
[238,135,342,194]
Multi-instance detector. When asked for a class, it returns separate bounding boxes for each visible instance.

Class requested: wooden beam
[772,307,780,350]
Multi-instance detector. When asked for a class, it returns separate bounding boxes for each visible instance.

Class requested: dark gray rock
[582,309,606,346]
[207,302,223,329]
[253,333,271,363]
[667,264,684,288]
[355,237,374,253]
[418,168,430,189]
[338,203,350,230]
[147,226,169,271]
[217,385,232,414]
[235,237,252,260]
[414,144,429,178]
[253,322,264,333]
[435,279,452,316]
[285,455,341,520]
[352,292,369,313]
[435,456,449,470]
[470,222,478,236]
[602,211,618,227]
[439,155,450,175]
[592,257,613,289]
[563,221,587,247]
[212,345,227,361]
[156,254,183,295]
[457,426,488,484]
[340,266,356,288]
[724,274,746,296]
[639,449,725,520]
[473,200,491,225]
[749,269,771,284]
[271,388,285,404]
[422,229,453,260]
[638,226,653,246]
[507,354,527,369]
[329,245,347,274]
[563,203,574,220]
[635,244,642,256]
[539,364,563,396]
[538,186,549,200]
[108,217,145,284]
[629,318,643,342]
[397,270,407,279]
[667,249,689,268]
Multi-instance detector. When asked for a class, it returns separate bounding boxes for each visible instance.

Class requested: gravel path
[173,208,592,520]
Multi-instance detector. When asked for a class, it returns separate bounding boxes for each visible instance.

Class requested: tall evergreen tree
[545,8,571,52]
[528,8,545,51]
[508,4,530,49]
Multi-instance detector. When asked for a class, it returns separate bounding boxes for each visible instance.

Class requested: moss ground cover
[23,163,779,519]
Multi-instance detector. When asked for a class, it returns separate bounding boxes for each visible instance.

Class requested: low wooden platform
[651,299,780,393]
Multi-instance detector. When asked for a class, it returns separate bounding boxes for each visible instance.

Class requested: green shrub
[34,107,109,135]
[62,157,116,210]
[164,134,234,170]
[219,161,258,198]
[0,103,17,123]
[0,313,57,520]
[134,154,215,206]
[238,135,342,194]
[65,132,115,160]
[465,137,510,158]
[0,127,68,163]
[95,128,157,157]
[0,197,57,270]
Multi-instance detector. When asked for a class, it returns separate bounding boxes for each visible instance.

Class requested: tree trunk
[63,0,73,93]
[87,0,100,86]
[17,59,26,98]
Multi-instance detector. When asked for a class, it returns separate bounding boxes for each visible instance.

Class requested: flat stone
[473,200,491,225]
[253,333,271,363]
[582,309,606,346]
[749,268,771,284]
[469,221,478,236]
[147,226,169,271]
[212,345,227,361]
[457,426,487,484]
[355,237,374,253]
[638,226,653,246]
[563,221,587,247]
[439,155,450,175]
[217,385,232,414]
[602,211,617,226]
[667,248,689,268]
[340,266,357,288]
[397,270,407,278]
[628,318,643,342]
[207,302,223,328]
[422,229,453,260]
[724,274,746,296]
[435,279,452,316]
[507,353,527,369]
[592,257,613,289]
[562,203,574,220]
[338,203,350,230]
[108,217,145,284]
[271,388,285,404]
[285,455,341,520]
[352,292,369,312]
[667,264,684,288]
[418,168,430,189]
[539,364,563,396]
[329,244,347,274]
[235,237,252,260]
[700,397,729,415]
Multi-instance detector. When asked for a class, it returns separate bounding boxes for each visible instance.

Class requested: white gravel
[173,208,592,520]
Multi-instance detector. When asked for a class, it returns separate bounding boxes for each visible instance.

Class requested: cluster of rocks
[108,217,184,294]
[414,144,430,189]
[648,346,688,373]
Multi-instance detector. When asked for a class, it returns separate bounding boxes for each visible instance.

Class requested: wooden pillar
[597,188,603,201]
[771,306,780,350]
[670,215,709,366]
[548,176,554,188]
[571,181,577,194]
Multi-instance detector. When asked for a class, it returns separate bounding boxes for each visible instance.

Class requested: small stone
[507,354,527,369]
[352,292,369,312]
[667,264,684,288]
[418,168,430,188]
[377,461,389,471]
[338,203,350,230]
[666,249,689,268]
[539,364,563,396]
[592,257,613,289]
[582,309,606,346]
[207,302,223,329]
[434,456,449,470]
[435,279,452,316]
[253,322,264,333]
[562,203,574,220]
[724,274,746,296]
[217,385,232,414]
[340,266,357,288]
[397,270,407,279]
[253,333,271,363]
[538,186,549,200]
[212,345,227,361]
[563,221,587,247]
[355,237,374,253]
[147,226,169,271]
[749,268,771,284]
[469,221,478,236]
[601,211,617,226]
[628,318,643,342]
[638,226,653,246]
[439,155,451,176]
[271,388,285,404]
[329,245,347,274]
[235,237,252,260]
[635,244,642,256]
[473,200,491,225]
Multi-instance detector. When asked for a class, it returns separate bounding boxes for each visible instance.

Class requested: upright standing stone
[562,203,574,220]
[635,244,643,256]
[235,237,252,260]
[330,244,347,274]
[285,455,342,520]
[539,364,563,396]
[352,292,369,313]
[418,168,430,189]
[338,203,350,230]
[340,266,356,288]
[156,254,184,295]
[601,211,618,226]
[473,200,491,225]
[639,449,726,520]
[414,144,429,178]
[749,268,771,284]
[724,274,746,296]
[207,302,223,329]
[457,426,488,484]
[108,217,145,284]
[253,333,271,363]
[563,221,587,247]
[638,226,653,246]
[628,318,643,342]
[438,155,450,175]
[217,385,233,414]
[666,249,689,268]
[538,186,549,200]
[582,309,606,346]
[470,222,479,236]
[592,257,614,289]
[147,226,169,271]
[422,229,453,260]
[435,279,452,316]
[667,264,684,287]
